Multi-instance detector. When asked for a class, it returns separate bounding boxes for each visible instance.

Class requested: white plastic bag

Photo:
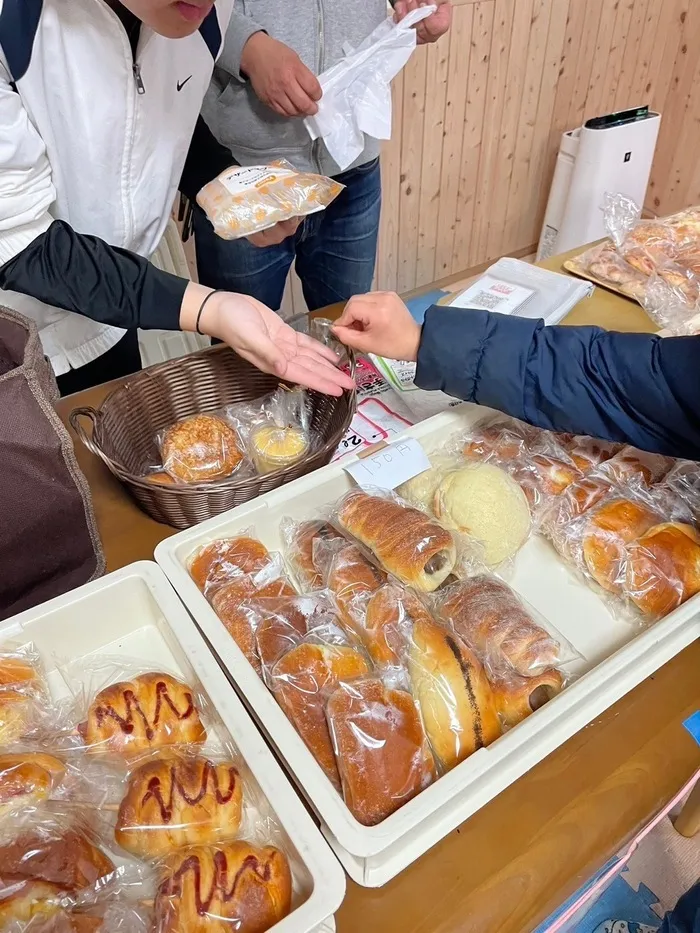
[304,6,437,171]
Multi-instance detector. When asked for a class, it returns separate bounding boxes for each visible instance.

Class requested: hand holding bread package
[197,160,344,240]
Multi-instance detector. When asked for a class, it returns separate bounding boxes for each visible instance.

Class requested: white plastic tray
[0,561,345,931]
[156,404,700,886]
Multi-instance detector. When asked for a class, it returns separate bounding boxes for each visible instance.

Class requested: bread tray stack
[155,404,700,887]
[0,562,345,932]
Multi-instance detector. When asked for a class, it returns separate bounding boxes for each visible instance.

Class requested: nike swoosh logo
[177,75,193,92]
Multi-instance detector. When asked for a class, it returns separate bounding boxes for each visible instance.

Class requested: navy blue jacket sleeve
[415,306,700,460]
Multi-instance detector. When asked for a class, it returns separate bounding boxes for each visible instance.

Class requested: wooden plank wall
[281,0,698,314]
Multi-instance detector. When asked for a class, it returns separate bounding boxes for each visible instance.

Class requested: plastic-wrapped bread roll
[325,543,386,636]
[434,464,531,566]
[281,519,342,591]
[360,583,431,667]
[582,497,658,594]
[462,421,531,463]
[253,593,331,676]
[625,522,700,619]
[408,617,501,771]
[188,536,271,597]
[491,669,564,729]
[155,841,292,933]
[115,755,243,859]
[81,673,207,759]
[561,435,620,474]
[439,576,560,677]
[0,753,66,818]
[599,446,673,486]
[326,678,436,825]
[396,454,455,514]
[271,642,371,788]
[161,414,244,484]
[336,490,457,592]
[0,652,45,745]
[212,576,297,675]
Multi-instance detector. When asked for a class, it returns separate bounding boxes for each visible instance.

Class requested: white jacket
[0,0,233,375]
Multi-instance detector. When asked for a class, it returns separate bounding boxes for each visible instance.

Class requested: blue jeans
[194,158,382,312]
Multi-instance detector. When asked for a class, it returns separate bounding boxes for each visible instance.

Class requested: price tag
[344,437,431,491]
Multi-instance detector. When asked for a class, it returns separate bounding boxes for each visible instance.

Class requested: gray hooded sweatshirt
[201,0,391,178]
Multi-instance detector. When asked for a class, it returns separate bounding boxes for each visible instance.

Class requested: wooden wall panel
[372,0,700,293]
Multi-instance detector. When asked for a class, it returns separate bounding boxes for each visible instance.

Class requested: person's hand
[247,217,301,248]
[394,0,453,44]
[332,292,422,361]
[240,32,322,117]
[180,284,355,396]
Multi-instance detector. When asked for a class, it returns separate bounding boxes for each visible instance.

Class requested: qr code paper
[472,291,507,310]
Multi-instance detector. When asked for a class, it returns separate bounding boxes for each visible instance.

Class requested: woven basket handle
[69,407,110,465]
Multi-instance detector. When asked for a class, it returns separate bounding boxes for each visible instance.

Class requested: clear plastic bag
[157,412,246,485]
[210,560,296,675]
[348,582,430,670]
[334,487,459,593]
[325,676,436,826]
[489,667,565,730]
[228,387,312,476]
[197,160,344,240]
[558,435,621,474]
[318,539,387,637]
[624,520,700,620]
[406,615,501,772]
[566,240,648,300]
[0,752,67,821]
[459,418,533,465]
[67,662,208,761]
[436,575,571,677]
[187,531,272,599]
[153,840,292,933]
[642,268,700,334]
[114,750,244,860]
[597,445,673,487]
[250,592,337,683]
[279,517,343,592]
[12,902,153,933]
[0,812,119,928]
[0,645,56,746]
[659,461,700,520]
[270,634,371,789]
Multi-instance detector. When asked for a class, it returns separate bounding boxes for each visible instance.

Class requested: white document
[304,6,436,171]
[344,437,432,491]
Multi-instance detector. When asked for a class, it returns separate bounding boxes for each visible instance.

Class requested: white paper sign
[344,437,431,490]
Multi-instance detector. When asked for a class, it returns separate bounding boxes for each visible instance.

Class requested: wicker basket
[69,343,355,529]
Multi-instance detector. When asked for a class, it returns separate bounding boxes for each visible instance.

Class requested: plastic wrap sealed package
[0,811,120,928]
[304,5,436,171]
[249,592,338,683]
[660,461,700,520]
[10,901,153,933]
[347,582,431,670]
[270,631,371,789]
[604,195,700,278]
[326,676,436,826]
[436,575,573,677]
[565,240,648,300]
[597,445,673,487]
[114,750,244,860]
[407,616,501,772]
[316,539,387,637]
[489,668,565,730]
[153,839,292,933]
[229,387,312,476]
[62,659,208,760]
[0,645,57,745]
[334,487,459,593]
[279,517,343,591]
[641,268,700,334]
[157,411,246,485]
[187,532,271,599]
[209,558,296,675]
[196,159,343,239]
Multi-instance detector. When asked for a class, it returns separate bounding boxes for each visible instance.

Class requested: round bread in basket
[69,335,355,529]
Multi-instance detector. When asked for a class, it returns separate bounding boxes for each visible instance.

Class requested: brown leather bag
[0,306,105,619]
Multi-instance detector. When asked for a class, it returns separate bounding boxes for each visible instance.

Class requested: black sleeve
[179,115,238,203]
[0,220,188,331]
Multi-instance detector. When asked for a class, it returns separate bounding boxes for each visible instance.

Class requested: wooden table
[56,259,699,933]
